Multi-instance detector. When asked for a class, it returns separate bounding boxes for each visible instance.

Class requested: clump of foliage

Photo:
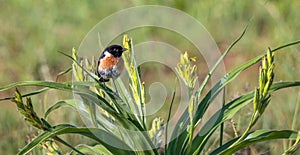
[1,30,300,154]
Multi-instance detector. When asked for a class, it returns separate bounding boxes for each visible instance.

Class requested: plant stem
[220,87,226,146]
[289,91,300,147]
[164,79,177,155]
[186,119,194,154]
[230,112,257,147]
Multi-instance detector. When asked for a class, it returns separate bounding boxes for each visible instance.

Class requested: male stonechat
[97,44,127,93]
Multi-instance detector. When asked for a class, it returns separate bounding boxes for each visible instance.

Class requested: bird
[97,44,127,93]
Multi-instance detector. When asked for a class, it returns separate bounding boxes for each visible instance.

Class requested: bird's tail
[99,77,109,82]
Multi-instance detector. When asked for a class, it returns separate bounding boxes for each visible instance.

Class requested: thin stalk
[289,91,300,147]
[137,65,146,129]
[229,112,257,147]
[186,116,194,154]
[271,40,300,52]
[196,25,248,98]
[220,87,226,146]
[53,136,85,155]
[164,79,177,155]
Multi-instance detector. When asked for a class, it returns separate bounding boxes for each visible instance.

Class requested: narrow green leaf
[44,99,78,118]
[53,136,85,155]
[197,25,248,97]
[71,144,113,155]
[283,131,300,155]
[220,87,226,146]
[165,79,178,155]
[58,51,100,81]
[55,67,72,82]
[0,87,49,102]
[116,78,139,118]
[17,124,135,155]
[0,81,72,92]
[212,130,299,155]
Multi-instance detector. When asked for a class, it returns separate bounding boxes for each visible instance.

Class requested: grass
[1,33,300,154]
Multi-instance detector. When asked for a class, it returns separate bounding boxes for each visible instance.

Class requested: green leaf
[115,78,139,119]
[165,79,178,155]
[18,124,135,155]
[71,144,113,155]
[55,67,72,82]
[283,131,300,155]
[58,51,100,81]
[53,136,85,155]
[0,87,49,102]
[44,99,78,118]
[211,130,299,155]
[197,25,248,97]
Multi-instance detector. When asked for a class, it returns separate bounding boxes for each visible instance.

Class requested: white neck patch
[104,51,113,57]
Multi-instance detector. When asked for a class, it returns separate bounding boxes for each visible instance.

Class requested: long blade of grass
[53,136,85,155]
[116,78,139,118]
[220,87,226,146]
[283,131,300,155]
[58,51,100,81]
[71,144,113,155]
[289,92,300,147]
[17,124,135,155]
[212,130,299,155]
[0,81,116,113]
[165,78,178,155]
[0,87,49,101]
[197,25,248,97]
[190,81,300,154]
[55,67,72,82]
[0,81,71,92]
[44,99,77,118]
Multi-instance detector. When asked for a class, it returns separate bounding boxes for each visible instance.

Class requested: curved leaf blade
[44,99,78,118]
[18,124,135,155]
[71,144,113,155]
[212,130,299,155]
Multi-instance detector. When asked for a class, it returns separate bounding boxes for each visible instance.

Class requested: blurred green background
[0,0,299,154]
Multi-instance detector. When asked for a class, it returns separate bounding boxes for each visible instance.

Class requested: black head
[104,45,127,57]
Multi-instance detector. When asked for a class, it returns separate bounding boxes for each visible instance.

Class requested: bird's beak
[122,47,128,51]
